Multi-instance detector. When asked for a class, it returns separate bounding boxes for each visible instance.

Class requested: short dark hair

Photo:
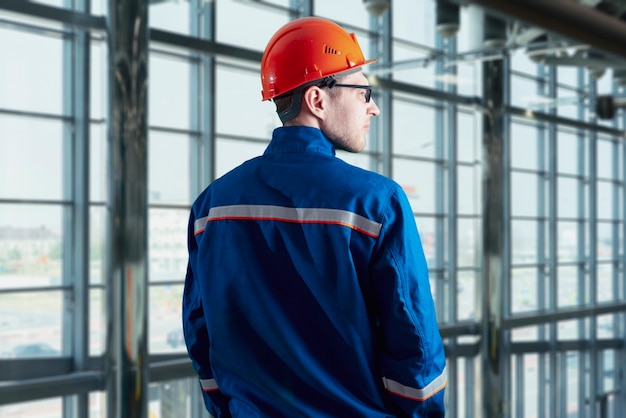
[273,92,293,116]
[273,76,345,122]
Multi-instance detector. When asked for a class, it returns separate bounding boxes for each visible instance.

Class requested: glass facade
[0,1,624,417]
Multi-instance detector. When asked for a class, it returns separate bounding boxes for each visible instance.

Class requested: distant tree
[48,242,63,260]
[7,248,21,260]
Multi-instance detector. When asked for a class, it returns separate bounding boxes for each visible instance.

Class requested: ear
[301,86,328,120]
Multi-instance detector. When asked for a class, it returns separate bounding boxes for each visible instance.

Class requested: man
[183,16,447,417]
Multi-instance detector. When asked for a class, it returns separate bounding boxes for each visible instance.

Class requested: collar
[264,126,336,157]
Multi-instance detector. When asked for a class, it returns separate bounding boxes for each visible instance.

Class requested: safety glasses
[316,77,374,103]
[330,84,373,103]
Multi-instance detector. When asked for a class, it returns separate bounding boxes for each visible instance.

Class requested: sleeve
[370,186,447,418]
[182,209,231,417]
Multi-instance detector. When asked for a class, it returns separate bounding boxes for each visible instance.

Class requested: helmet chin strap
[277,68,363,123]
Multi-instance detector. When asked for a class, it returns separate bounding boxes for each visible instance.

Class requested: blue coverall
[183,126,447,417]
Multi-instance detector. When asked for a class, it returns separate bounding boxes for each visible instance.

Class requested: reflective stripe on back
[382,366,448,401]
[200,378,219,392]
[194,205,382,238]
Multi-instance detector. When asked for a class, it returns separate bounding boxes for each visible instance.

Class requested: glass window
[148,132,191,205]
[0,116,64,200]
[392,0,435,45]
[393,100,436,158]
[597,137,615,179]
[215,137,268,179]
[0,290,63,358]
[393,158,436,214]
[90,123,108,203]
[457,111,477,164]
[558,176,579,219]
[511,219,538,265]
[511,267,538,313]
[510,49,539,77]
[0,204,63,283]
[558,220,579,263]
[558,319,578,340]
[511,171,539,217]
[455,62,479,97]
[511,74,541,110]
[458,218,478,267]
[216,65,278,138]
[511,121,539,170]
[392,43,436,87]
[557,265,579,308]
[90,206,106,286]
[91,38,108,121]
[148,379,194,417]
[596,180,616,220]
[149,284,185,353]
[557,131,587,175]
[0,26,64,114]
[150,1,190,34]
[316,0,371,31]
[90,288,105,356]
[336,149,377,171]
[216,0,289,49]
[91,0,106,16]
[149,52,191,130]
[415,216,435,255]
[456,270,476,320]
[148,208,188,283]
[89,391,107,418]
[556,86,581,119]
[511,325,539,342]
[457,165,477,215]
[557,65,579,88]
[596,263,614,302]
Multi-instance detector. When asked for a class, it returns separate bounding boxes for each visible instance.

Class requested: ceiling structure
[434,0,626,118]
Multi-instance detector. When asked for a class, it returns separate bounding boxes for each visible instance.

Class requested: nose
[369,98,381,116]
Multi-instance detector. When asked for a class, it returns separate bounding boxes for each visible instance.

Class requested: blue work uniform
[183,126,447,417]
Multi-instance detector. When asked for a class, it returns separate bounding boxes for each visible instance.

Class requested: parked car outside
[166,328,184,348]
[5,342,60,358]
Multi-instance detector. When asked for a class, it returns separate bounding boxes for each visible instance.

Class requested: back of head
[260,17,376,122]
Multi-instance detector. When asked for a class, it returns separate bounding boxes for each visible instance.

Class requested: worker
[183,16,447,417]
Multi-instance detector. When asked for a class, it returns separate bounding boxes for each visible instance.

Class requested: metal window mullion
[291,0,311,17]
[588,77,599,418]
[559,353,568,416]
[535,64,548,418]
[61,1,91,417]
[433,34,445,326]
[502,54,513,418]
[445,35,459,418]
[189,0,216,199]
[370,11,391,177]
[189,4,215,416]
[546,64,559,418]
[619,93,626,418]
[609,84,621,418]
[465,358,475,418]
[574,67,588,418]
[515,354,523,418]
[432,31,457,417]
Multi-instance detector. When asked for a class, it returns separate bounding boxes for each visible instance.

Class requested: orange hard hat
[260,17,376,101]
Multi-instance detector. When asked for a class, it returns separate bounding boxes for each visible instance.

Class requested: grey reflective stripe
[382,366,448,401]
[200,378,219,392]
[194,205,382,238]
